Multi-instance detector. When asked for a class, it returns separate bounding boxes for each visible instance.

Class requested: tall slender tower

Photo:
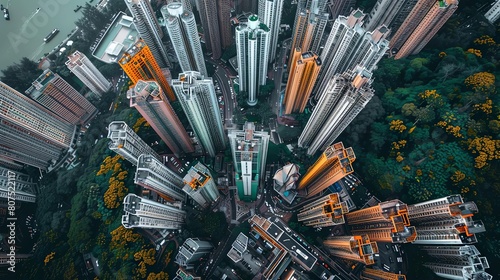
[161,4,207,76]
[0,82,75,170]
[0,167,37,203]
[421,245,492,280]
[298,142,355,198]
[218,0,233,49]
[171,72,226,157]
[235,15,270,106]
[290,0,329,57]
[197,0,222,59]
[66,51,112,95]
[107,121,160,165]
[299,67,374,155]
[135,154,185,202]
[323,235,378,265]
[297,193,348,228]
[125,0,171,68]
[314,10,389,98]
[408,195,486,245]
[119,40,176,101]
[361,268,407,280]
[175,238,213,269]
[121,194,186,229]
[182,162,220,208]
[387,0,419,35]
[364,0,405,31]
[394,0,459,59]
[328,0,356,20]
[26,69,98,126]
[258,0,284,62]
[127,80,194,156]
[345,199,417,243]
[228,122,269,202]
[284,50,321,114]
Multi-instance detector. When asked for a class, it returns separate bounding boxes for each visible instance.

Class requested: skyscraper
[119,39,176,101]
[485,0,500,24]
[364,0,405,31]
[345,199,417,243]
[66,51,112,95]
[314,10,389,98]
[421,245,492,280]
[107,121,160,165]
[135,154,185,202]
[328,0,356,20]
[290,0,329,57]
[361,268,407,280]
[299,67,374,155]
[197,0,222,59]
[182,162,220,208]
[125,0,171,68]
[298,193,348,228]
[171,72,226,157]
[127,79,194,156]
[26,69,98,126]
[122,194,186,229]
[228,122,269,201]
[175,238,213,269]
[408,195,486,245]
[284,50,321,114]
[218,0,233,49]
[323,235,378,265]
[235,15,270,106]
[393,0,459,59]
[161,3,207,76]
[0,82,75,170]
[0,167,37,203]
[258,0,284,62]
[387,0,419,35]
[297,142,355,198]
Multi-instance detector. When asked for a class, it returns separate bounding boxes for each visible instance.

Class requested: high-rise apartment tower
[127,80,194,156]
[323,235,379,265]
[182,162,220,208]
[258,0,284,62]
[364,0,405,31]
[66,51,112,95]
[197,0,222,59]
[0,167,37,203]
[175,238,213,269]
[298,193,349,228]
[121,194,186,229]
[171,72,226,157]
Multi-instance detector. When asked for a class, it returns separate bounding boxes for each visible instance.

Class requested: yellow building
[119,39,176,101]
[284,49,321,114]
[298,142,355,198]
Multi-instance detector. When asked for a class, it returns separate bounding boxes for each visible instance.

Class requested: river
[0,0,90,71]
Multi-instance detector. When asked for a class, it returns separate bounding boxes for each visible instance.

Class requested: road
[209,59,237,130]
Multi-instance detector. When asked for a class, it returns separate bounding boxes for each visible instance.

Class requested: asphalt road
[269,37,291,116]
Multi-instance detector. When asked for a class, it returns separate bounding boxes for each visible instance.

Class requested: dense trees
[0,57,42,92]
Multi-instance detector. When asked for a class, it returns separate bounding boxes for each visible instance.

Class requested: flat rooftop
[92,12,139,64]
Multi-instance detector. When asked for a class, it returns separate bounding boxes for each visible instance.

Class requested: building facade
[0,167,37,203]
[135,154,185,202]
[485,0,500,24]
[0,82,75,170]
[171,72,226,157]
[284,50,321,115]
[328,0,356,20]
[323,235,378,265]
[125,0,171,68]
[299,67,374,155]
[175,238,213,269]
[297,142,355,198]
[127,80,194,156]
[197,0,222,59]
[182,162,220,208]
[107,121,160,165]
[121,194,186,229]
[290,0,329,57]
[66,51,112,95]
[298,193,348,228]
[161,4,207,76]
[421,245,492,280]
[26,69,98,126]
[364,0,405,31]
[235,15,270,106]
[360,268,407,280]
[346,199,417,243]
[119,40,176,101]
[228,122,269,201]
[408,195,486,245]
[258,0,284,62]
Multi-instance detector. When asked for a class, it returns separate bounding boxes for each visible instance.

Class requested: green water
[0,0,89,71]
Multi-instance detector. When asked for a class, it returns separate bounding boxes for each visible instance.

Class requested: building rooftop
[92,12,139,64]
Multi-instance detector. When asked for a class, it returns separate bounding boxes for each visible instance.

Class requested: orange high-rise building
[361,268,406,280]
[298,142,355,198]
[297,193,348,228]
[284,49,321,114]
[119,39,176,101]
[323,235,378,265]
[346,199,417,243]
